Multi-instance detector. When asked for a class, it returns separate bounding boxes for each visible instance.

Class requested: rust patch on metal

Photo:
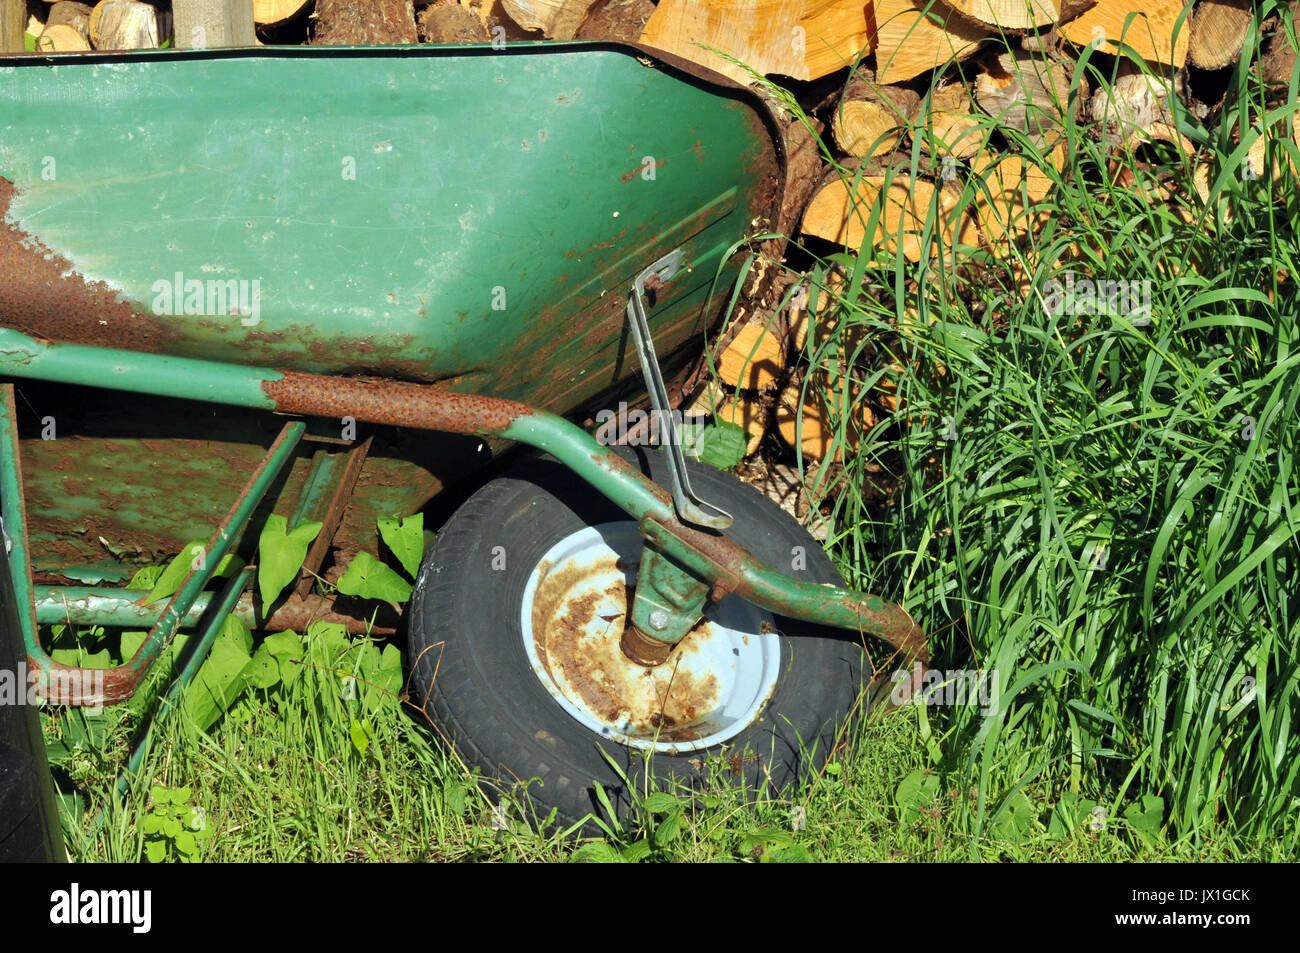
[530,552,720,742]
[620,623,674,667]
[268,591,397,636]
[0,178,185,353]
[621,160,664,183]
[262,370,532,435]
[294,436,373,598]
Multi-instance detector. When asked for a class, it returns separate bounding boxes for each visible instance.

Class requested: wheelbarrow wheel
[406,446,868,832]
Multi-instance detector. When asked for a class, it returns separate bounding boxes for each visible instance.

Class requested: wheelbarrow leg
[625,250,733,531]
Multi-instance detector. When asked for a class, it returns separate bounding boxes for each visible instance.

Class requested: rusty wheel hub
[521,522,780,752]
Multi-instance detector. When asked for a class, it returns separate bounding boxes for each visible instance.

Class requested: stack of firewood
[630,0,1294,466]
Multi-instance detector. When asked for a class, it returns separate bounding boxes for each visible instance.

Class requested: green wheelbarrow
[0,41,927,829]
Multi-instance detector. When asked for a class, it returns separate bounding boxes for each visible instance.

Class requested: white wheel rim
[520,522,781,753]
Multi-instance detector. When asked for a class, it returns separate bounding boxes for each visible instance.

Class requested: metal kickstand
[625,250,733,531]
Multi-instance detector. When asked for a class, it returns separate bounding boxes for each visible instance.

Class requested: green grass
[41,9,1300,862]
[767,4,1300,858]
[51,669,1258,862]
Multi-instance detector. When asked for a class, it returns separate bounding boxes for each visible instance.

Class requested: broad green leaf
[336,550,413,603]
[252,630,304,689]
[127,565,164,591]
[569,842,624,863]
[1124,794,1165,846]
[352,642,403,715]
[51,645,112,669]
[738,829,797,853]
[144,539,243,605]
[144,840,167,863]
[763,843,813,863]
[306,621,350,668]
[620,840,654,863]
[119,631,150,663]
[641,792,679,815]
[378,514,424,579]
[653,810,683,846]
[257,515,323,608]
[685,419,747,469]
[1047,791,1101,839]
[991,791,1037,843]
[895,769,939,825]
[245,642,281,690]
[183,616,254,731]
[349,718,373,757]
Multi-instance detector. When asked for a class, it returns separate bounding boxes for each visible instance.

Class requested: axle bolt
[648,609,670,631]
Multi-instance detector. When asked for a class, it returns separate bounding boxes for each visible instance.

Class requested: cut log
[1088,68,1189,152]
[803,171,955,262]
[717,391,767,457]
[1188,0,1253,70]
[970,145,1062,249]
[832,73,921,160]
[776,368,875,463]
[639,0,877,85]
[718,321,785,391]
[575,0,653,41]
[418,0,489,41]
[89,0,158,49]
[311,0,417,44]
[254,0,311,26]
[1057,1,1190,68]
[938,179,986,249]
[48,2,92,41]
[923,81,987,159]
[501,0,599,39]
[36,21,89,48]
[773,111,826,243]
[974,48,1073,148]
[946,0,1059,30]
[0,0,21,52]
[173,0,255,48]
[462,0,542,39]
[873,0,990,85]
[683,382,767,458]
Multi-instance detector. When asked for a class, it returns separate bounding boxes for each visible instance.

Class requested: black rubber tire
[407,446,866,831]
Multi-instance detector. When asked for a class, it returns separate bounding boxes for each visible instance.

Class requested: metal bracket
[626,251,733,531]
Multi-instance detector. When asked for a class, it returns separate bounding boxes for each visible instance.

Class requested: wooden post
[173,0,256,49]
[0,0,25,52]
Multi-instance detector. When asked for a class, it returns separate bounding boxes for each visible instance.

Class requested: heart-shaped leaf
[336,550,413,603]
[378,514,424,579]
[257,515,322,608]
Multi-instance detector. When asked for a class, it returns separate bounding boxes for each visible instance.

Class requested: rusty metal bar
[0,328,927,662]
[290,435,372,599]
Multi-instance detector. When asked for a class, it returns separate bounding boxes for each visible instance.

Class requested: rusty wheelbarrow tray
[0,41,926,827]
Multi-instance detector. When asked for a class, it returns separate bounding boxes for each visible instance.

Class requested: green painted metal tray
[0,43,783,576]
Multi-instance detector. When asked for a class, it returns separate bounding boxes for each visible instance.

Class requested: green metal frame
[1,326,929,700]
[1,376,305,706]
